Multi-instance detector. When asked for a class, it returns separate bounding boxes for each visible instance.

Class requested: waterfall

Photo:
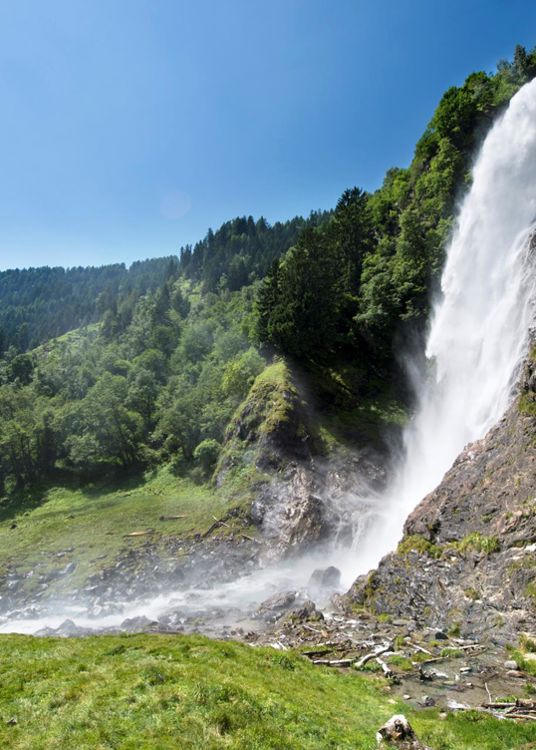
[338,78,536,586]
[4,80,536,638]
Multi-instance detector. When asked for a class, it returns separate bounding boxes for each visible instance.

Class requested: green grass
[397,534,442,559]
[0,634,534,749]
[453,532,501,555]
[0,468,228,593]
[519,391,536,417]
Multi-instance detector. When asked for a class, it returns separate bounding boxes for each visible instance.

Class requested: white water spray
[337,78,536,585]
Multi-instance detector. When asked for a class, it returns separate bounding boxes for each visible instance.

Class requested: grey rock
[120,615,158,632]
[308,566,341,592]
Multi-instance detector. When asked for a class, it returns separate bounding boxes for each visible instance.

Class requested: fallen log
[301,624,324,635]
[302,644,352,657]
[482,702,516,709]
[410,642,433,656]
[312,658,355,667]
[376,656,394,678]
[212,514,230,528]
[355,643,392,669]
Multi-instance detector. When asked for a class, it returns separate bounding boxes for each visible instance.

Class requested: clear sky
[1,0,535,271]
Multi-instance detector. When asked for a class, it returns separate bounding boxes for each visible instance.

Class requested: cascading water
[335,77,536,587]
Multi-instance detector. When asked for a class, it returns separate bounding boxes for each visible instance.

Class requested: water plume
[336,77,536,586]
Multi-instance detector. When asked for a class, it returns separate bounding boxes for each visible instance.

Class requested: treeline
[0,270,264,490]
[0,213,327,355]
[178,212,329,293]
[0,258,177,354]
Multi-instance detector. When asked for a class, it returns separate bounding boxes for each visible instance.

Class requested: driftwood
[302,644,351,657]
[159,514,187,521]
[483,702,517,709]
[201,520,222,538]
[124,529,153,537]
[301,624,324,635]
[312,658,355,667]
[376,656,394,677]
[212,515,230,528]
[355,643,392,669]
[482,699,536,721]
[422,644,485,665]
[410,642,433,656]
[201,511,239,539]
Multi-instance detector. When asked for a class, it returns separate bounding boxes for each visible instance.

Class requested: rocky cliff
[217,359,388,561]
[343,346,536,643]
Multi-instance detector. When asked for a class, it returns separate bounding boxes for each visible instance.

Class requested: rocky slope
[216,359,389,561]
[342,347,536,643]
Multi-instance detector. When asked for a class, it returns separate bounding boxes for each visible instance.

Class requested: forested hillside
[0,213,326,355]
[0,258,174,353]
[0,45,534,498]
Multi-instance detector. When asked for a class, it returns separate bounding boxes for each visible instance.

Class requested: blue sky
[1,0,535,271]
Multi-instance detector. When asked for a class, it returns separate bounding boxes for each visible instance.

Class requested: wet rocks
[256,591,297,621]
[307,565,341,597]
[341,350,536,642]
[284,599,323,623]
[35,619,91,637]
[120,615,158,632]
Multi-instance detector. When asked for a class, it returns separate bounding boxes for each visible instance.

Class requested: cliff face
[216,360,387,561]
[343,349,536,643]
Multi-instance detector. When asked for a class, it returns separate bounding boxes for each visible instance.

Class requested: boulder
[120,615,158,632]
[376,714,433,749]
[256,591,297,620]
[285,599,324,623]
[307,566,341,594]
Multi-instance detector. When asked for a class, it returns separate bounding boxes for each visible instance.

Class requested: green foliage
[519,391,536,416]
[179,212,329,294]
[453,533,501,555]
[0,258,177,354]
[194,439,221,476]
[0,44,534,501]
[0,272,267,489]
[0,468,229,596]
[397,534,442,559]
[464,587,480,601]
[256,189,371,361]
[221,347,265,400]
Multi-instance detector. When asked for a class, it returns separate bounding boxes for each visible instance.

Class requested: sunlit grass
[0,634,534,749]
[0,468,225,593]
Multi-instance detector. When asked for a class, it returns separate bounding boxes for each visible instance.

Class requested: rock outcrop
[343,349,536,642]
[217,360,388,560]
